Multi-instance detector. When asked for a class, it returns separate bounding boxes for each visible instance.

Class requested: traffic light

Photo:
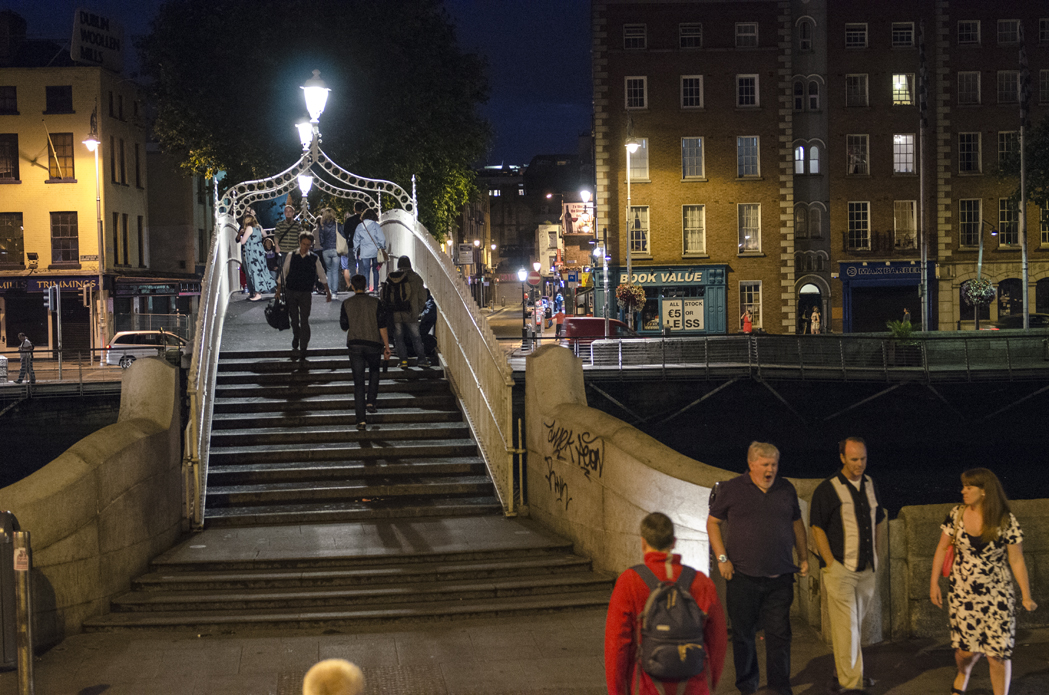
[80,285,89,307]
[43,285,58,312]
[43,286,51,311]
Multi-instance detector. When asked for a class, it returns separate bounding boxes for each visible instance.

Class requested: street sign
[80,254,98,262]
[528,270,541,286]
[567,272,579,283]
[457,244,474,265]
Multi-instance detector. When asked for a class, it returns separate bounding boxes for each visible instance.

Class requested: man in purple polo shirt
[707,442,809,695]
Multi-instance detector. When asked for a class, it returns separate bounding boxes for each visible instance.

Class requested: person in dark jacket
[316,208,342,296]
[342,202,367,290]
[383,256,429,368]
[340,274,391,429]
[276,231,331,360]
[15,332,35,384]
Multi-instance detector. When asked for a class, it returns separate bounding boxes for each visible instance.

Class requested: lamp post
[83,112,104,362]
[624,139,640,329]
[974,220,999,331]
[581,188,607,337]
[517,268,528,349]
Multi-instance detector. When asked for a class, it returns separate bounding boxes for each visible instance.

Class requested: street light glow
[295,119,313,151]
[301,70,330,123]
[579,189,591,204]
[517,268,528,282]
[297,174,314,196]
[83,136,99,152]
[626,138,640,154]
[533,261,541,272]
[473,239,480,247]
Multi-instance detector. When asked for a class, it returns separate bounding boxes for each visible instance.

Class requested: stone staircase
[83,344,614,631]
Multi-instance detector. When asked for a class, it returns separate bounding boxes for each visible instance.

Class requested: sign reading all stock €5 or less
[661,299,705,331]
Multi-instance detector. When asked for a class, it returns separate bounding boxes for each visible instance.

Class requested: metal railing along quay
[0,348,157,402]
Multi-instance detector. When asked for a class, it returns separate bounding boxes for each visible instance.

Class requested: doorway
[798,283,822,334]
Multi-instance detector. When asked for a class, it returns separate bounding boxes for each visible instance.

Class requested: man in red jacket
[605,512,728,695]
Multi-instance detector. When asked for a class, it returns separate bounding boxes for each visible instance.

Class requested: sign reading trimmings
[71,9,124,73]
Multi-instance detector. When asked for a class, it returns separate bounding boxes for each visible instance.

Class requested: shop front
[838,261,936,333]
[0,276,100,352]
[595,265,728,335]
[113,278,201,339]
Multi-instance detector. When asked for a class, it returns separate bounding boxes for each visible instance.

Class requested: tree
[998,114,1049,211]
[137,0,491,238]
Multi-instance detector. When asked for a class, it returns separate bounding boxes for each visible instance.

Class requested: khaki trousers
[823,561,876,690]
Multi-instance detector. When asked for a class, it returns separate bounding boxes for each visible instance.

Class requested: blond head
[302,659,365,695]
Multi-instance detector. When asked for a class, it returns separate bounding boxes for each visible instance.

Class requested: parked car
[561,317,638,348]
[988,313,1049,330]
[104,330,187,368]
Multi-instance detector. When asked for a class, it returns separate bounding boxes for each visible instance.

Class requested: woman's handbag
[941,506,961,577]
[361,220,390,264]
[336,229,349,256]
[264,258,291,330]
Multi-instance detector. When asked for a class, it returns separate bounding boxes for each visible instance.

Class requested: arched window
[794,145,805,174]
[793,81,804,111]
[808,81,820,110]
[795,206,808,237]
[809,206,823,238]
[816,254,826,271]
[798,20,813,51]
[809,145,820,174]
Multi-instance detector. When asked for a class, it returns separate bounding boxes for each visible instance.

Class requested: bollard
[13,531,32,694]
[0,512,16,670]
[0,355,6,382]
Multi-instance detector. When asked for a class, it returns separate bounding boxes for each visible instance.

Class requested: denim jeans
[393,320,426,364]
[348,345,382,422]
[726,572,795,695]
[358,257,379,292]
[322,248,340,293]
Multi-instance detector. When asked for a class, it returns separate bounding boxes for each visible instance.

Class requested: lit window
[809,145,820,174]
[628,206,649,255]
[0,134,18,180]
[997,19,1020,45]
[892,74,914,105]
[625,76,647,109]
[517,188,524,196]
[999,199,1019,245]
[958,133,981,173]
[628,138,649,180]
[998,71,1020,103]
[737,136,759,177]
[681,137,704,178]
[958,20,980,45]
[846,74,868,107]
[798,20,813,51]
[958,72,981,105]
[736,75,759,107]
[894,201,917,250]
[681,76,703,108]
[50,211,79,264]
[0,213,24,266]
[847,202,870,250]
[1041,207,1049,246]
[892,22,914,47]
[847,135,869,175]
[893,134,915,174]
[490,189,500,197]
[624,24,647,50]
[680,23,702,49]
[47,132,74,180]
[808,81,820,110]
[736,23,758,48]
[738,204,760,252]
[845,23,867,48]
[794,145,805,174]
[959,199,981,247]
[739,282,762,328]
[683,205,705,254]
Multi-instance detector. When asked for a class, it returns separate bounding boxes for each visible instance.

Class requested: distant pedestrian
[741,308,753,334]
[316,208,343,296]
[707,441,809,695]
[342,202,366,289]
[810,307,821,335]
[605,512,727,695]
[353,209,387,292]
[383,256,429,368]
[273,203,302,252]
[930,468,1036,695]
[15,332,34,384]
[262,236,280,284]
[554,308,566,338]
[302,659,365,695]
[276,231,331,360]
[810,437,885,694]
[237,213,275,301]
[902,308,911,324]
[340,274,391,430]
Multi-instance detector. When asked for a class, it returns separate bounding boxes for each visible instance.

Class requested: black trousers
[726,572,795,695]
[286,290,313,351]
[348,345,382,422]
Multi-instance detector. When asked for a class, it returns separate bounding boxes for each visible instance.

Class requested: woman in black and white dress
[929,468,1037,695]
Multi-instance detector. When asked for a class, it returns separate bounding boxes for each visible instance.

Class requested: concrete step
[214,380,450,400]
[210,422,470,448]
[217,358,440,375]
[111,573,612,612]
[216,368,446,386]
[205,475,495,506]
[132,554,594,591]
[82,589,614,631]
[210,409,463,430]
[208,439,479,465]
[207,457,487,484]
[212,393,457,415]
[202,495,503,526]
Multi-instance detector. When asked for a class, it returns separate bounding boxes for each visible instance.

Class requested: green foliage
[997,115,1049,210]
[137,0,491,236]
[885,319,916,341]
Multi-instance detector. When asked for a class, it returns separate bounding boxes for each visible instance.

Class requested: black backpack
[631,564,707,685]
[382,277,412,313]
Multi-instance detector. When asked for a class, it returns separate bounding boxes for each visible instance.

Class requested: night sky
[4,0,592,165]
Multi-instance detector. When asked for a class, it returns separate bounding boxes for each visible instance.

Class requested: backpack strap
[631,564,660,590]
[675,566,697,591]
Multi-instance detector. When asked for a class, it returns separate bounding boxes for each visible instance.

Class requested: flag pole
[918,20,930,330]
[1019,24,1030,329]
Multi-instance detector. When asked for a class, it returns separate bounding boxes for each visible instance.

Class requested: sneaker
[419,360,432,369]
[356,421,367,430]
[399,360,408,368]
[366,403,377,414]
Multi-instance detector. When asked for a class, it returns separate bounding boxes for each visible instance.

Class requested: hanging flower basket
[961,278,996,307]
[616,282,646,309]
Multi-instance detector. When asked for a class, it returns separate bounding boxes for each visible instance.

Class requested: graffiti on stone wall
[542,419,604,481]
[544,457,572,510]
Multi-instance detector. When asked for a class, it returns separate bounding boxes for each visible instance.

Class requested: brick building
[593,0,1048,334]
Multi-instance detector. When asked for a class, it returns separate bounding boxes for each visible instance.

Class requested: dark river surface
[593,378,1049,517]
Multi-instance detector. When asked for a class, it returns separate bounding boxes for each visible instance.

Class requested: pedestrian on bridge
[340,274,391,430]
[353,209,386,293]
[384,256,429,368]
[15,332,34,384]
[273,203,302,252]
[276,231,331,360]
[342,202,366,290]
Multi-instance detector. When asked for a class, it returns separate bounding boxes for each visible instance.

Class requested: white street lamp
[297,174,314,197]
[625,138,639,285]
[83,111,105,360]
[301,70,330,123]
[295,119,313,151]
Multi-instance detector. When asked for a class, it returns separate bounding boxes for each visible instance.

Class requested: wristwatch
[717,554,729,564]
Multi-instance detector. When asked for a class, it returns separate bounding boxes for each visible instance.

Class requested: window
[112,212,120,264]
[683,205,705,254]
[109,135,116,182]
[809,206,823,238]
[958,20,980,45]
[736,75,759,107]
[737,136,759,177]
[134,143,141,187]
[999,199,1019,245]
[894,134,915,174]
[892,22,915,47]
[0,213,24,266]
[998,71,1020,103]
[894,201,917,249]
[848,202,870,250]
[1040,70,1049,104]
[847,135,869,175]
[0,134,18,180]
[681,137,704,178]
[958,133,981,173]
[489,189,500,197]
[795,146,805,174]
[122,213,129,265]
[50,212,78,264]
[846,74,868,107]
[625,76,647,109]
[999,131,1020,166]
[628,206,649,255]
[0,86,15,114]
[959,199,982,247]
[117,94,124,120]
[845,23,867,48]
[516,188,524,196]
[892,74,914,105]
[808,81,820,110]
[119,138,126,184]
[108,91,114,117]
[794,81,804,111]
[680,23,702,49]
[795,205,809,238]
[47,133,74,180]
[738,204,760,252]
[681,76,703,108]
[137,216,145,266]
[736,23,758,48]
[624,24,647,50]
[1042,18,1049,43]
[809,145,821,174]
[628,138,649,179]
[798,19,813,51]
[739,282,762,328]
[794,143,820,175]
[44,86,73,113]
[958,72,981,104]
[997,19,1020,45]
[1042,207,1049,246]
